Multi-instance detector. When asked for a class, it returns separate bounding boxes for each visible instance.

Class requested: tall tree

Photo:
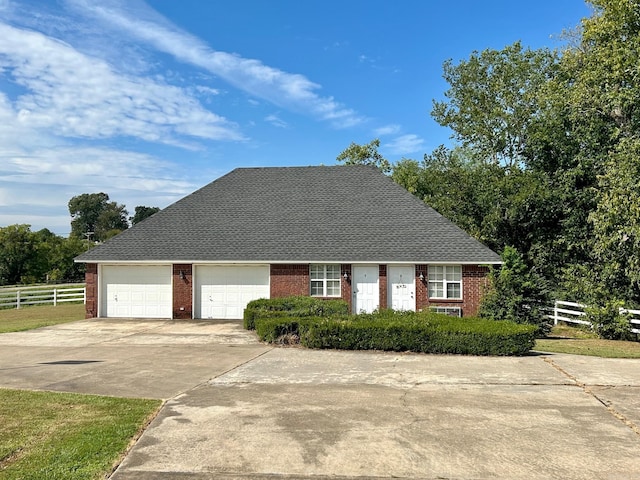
[131,206,160,225]
[336,139,391,173]
[0,225,36,285]
[68,193,109,239]
[432,42,558,167]
[68,193,128,242]
[576,0,640,306]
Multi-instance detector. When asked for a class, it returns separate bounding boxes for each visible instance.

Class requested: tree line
[339,0,640,335]
[0,194,159,286]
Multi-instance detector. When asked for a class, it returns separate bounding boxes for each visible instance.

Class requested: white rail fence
[548,300,640,334]
[0,284,86,310]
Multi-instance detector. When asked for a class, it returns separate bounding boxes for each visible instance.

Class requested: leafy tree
[589,138,640,305]
[0,225,89,285]
[45,236,88,283]
[0,225,36,285]
[25,228,61,283]
[336,138,391,173]
[95,204,128,240]
[569,0,640,306]
[131,206,160,225]
[68,193,128,242]
[68,193,109,239]
[479,246,551,335]
[432,42,558,167]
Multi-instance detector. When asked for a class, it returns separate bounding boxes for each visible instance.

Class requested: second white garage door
[195,265,270,319]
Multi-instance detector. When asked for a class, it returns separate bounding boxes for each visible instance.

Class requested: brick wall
[341,264,352,311]
[379,265,387,309]
[415,264,428,311]
[270,264,309,297]
[172,264,193,319]
[85,263,97,318]
[415,264,490,317]
[461,264,491,316]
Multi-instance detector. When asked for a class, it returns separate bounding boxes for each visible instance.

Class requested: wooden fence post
[16,290,20,310]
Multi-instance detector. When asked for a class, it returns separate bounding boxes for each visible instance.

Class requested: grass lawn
[0,304,85,333]
[535,323,640,358]
[0,389,161,480]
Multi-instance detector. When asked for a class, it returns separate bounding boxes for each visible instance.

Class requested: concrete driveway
[0,318,270,399]
[1,319,640,479]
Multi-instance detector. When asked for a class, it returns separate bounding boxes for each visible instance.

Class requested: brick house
[76,165,501,319]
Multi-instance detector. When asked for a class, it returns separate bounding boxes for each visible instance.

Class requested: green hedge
[243,296,349,330]
[254,310,536,356]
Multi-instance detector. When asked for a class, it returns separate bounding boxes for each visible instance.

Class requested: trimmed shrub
[254,310,536,356]
[243,296,348,330]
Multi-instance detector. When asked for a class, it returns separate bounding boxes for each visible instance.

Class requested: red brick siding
[270,264,309,297]
[341,264,352,311]
[271,264,351,308]
[415,264,490,317]
[172,264,192,319]
[379,265,387,309]
[461,264,490,316]
[415,264,428,311]
[85,263,97,318]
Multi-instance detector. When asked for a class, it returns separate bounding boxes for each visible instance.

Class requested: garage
[195,265,269,319]
[101,265,172,318]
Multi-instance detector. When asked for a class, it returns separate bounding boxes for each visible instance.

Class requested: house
[75,165,501,320]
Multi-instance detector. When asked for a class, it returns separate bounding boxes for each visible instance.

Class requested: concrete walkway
[1,319,639,479]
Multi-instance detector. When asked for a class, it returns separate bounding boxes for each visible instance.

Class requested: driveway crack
[542,356,640,437]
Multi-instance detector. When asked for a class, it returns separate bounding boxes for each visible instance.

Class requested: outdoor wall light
[418,272,425,282]
[179,270,186,281]
[343,272,349,280]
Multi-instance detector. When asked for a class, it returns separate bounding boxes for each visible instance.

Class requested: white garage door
[195,265,269,319]
[101,265,172,318]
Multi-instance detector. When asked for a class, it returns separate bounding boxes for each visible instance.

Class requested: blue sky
[0,0,591,235]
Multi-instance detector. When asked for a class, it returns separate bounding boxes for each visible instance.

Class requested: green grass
[0,389,161,480]
[0,304,85,333]
[535,323,640,358]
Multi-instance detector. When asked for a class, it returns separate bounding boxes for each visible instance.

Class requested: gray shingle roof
[76,165,501,264]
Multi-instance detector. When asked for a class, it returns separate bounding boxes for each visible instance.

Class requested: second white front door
[388,265,415,311]
[352,265,379,313]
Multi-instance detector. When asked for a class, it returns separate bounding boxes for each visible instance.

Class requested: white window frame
[310,264,341,297]
[428,265,462,300]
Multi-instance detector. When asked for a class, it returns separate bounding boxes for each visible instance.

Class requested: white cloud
[194,85,220,96]
[1,145,193,193]
[0,23,244,144]
[374,124,401,136]
[66,0,365,128]
[0,143,197,232]
[383,134,425,155]
[265,114,288,129]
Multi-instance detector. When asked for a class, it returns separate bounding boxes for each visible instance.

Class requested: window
[428,265,462,299]
[310,264,341,297]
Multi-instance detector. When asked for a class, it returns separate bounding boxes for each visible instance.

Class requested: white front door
[352,265,379,313]
[195,265,269,319]
[388,265,415,311]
